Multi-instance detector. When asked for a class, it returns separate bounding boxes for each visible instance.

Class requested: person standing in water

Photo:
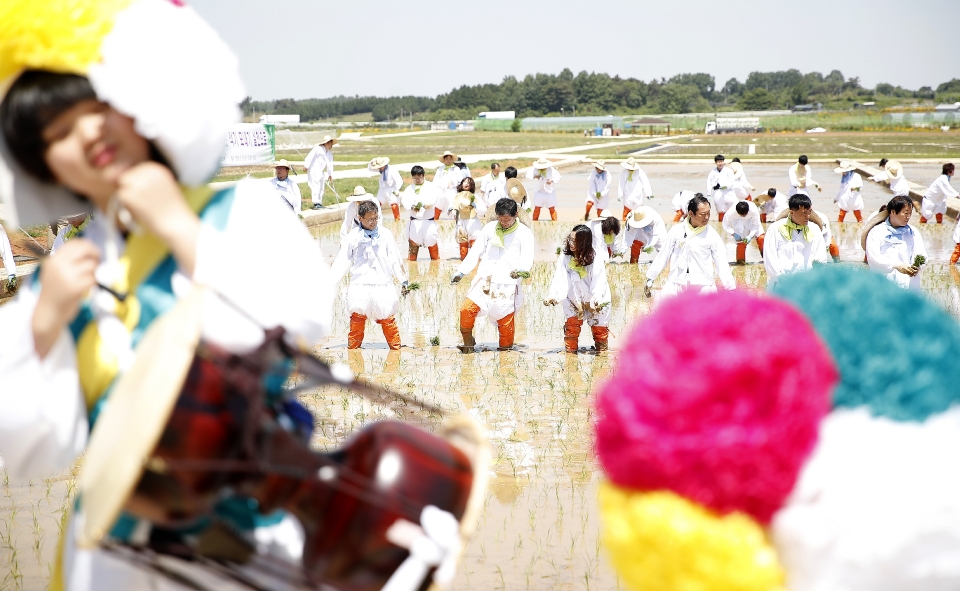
[585,160,612,220]
[764,194,829,287]
[304,134,337,209]
[369,156,403,220]
[833,161,864,222]
[788,154,820,196]
[545,225,611,353]
[920,163,957,224]
[478,162,506,211]
[400,165,441,261]
[707,154,736,221]
[527,157,561,221]
[722,200,765,264]
[618,157,653,221]
[864,195,925,290]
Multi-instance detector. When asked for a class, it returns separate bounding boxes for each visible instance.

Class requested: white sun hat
[626,206,657,229]
[621,157,639,171]
[533,157,552,169]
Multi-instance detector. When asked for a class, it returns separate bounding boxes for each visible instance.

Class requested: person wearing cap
[452,198,534,352]
[369,156,403,220]
[729,160,755,202]
[478,162,506,210]
[331,200,408,349]
[304,134,337,210]
[618,157,653,221]
[527,157,562,221]
[865,195,925,290]
[707,155,736,221]
[0,4,333,584]
[756,188,788,223]
[0,223,17,293]
[588,212,626,263]
[625,206,667,264]
[921,163,957,224]
[788,155,821,197]
[544,225,611,353]
[645,194,735,299]
[434,151,465,216]
[451,176,488,260]
[340,186,384,239]
[722,200,765,264]
[671,189,696,222]
[764,194,829,287]
[400,165,441,260]
[585,160,612,220]
[271,159,302,214]
[834,161,864,222]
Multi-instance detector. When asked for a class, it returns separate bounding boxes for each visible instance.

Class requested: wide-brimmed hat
[834,161,857,174]
[775,209,825,232]
[533,157,552,169]
[368,156,390,169]
[885,160,903,180]
[453,191,478,218]
[347,186,373,202]
[274,159,291,169]
[621,157,639,171]
[754,193,773,207]
[626,206,657,229]
[440,150,457,161]
[861,210,891,251]
[320,134,339,146]
[592,160,606,172]
[728,161,744,179]
[505,178,527,203]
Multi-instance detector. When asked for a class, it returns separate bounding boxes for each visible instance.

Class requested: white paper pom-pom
[88,0,245,186]
[772,407,960,591]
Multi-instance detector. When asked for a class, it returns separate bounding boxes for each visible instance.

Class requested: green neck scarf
[603,233,615,245]
[627,170,634,182]
[414,184,422,195]
[685,220,708,238]
[493,220,519,248]
[568,258,587,279]
[781,218,811,241]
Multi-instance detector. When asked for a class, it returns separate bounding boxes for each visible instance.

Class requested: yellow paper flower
[0,0,131,83]
[600,483,785,591]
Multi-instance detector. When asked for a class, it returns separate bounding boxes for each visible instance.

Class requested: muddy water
[4,163,960,590]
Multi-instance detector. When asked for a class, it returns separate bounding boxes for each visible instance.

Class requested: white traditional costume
[646,222,735,298]
[707,164,737,215]
[788,162,819,196]
[866,220,926,290]
[671,189,696,221]
[722,201,765,263]
[586,163,613,214]
[339,187,383,239]
[548,252,611,352]
[921,172,957,222]
[270,163,301,214]
[758,190,788,222]
[304,138,336,207]
[588,216,626,264]
[729,162,755,201]
[452,191,488,260]
[764,216,829,286]
[0,223,16,282]
[619,158,653,216]
[625,206,667,264]
[834,163,864,221]
[400,180,441,260]
[369,157,403,219]
[527,159,561,216]
[478,170,507,209]
[433,152,465,215]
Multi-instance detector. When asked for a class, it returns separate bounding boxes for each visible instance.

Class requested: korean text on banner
[221,123,276,167]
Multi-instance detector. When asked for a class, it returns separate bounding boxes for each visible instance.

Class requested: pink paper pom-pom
[594,290,837,523]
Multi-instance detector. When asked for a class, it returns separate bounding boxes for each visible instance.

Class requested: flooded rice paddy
[3,163,960,589]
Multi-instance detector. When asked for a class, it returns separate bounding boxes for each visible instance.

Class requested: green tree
[511,118,522,132]
[657,84,708,114]
[738,88,777,110]
[789,83,808,106]
[876,83,895,95]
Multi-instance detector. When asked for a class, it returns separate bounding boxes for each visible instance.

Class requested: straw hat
[754,193,773,207]
[885,160,903,180]
[505,178,527,203]
[775,209,825,232]
[368,156,390,169]
[592,160,606,172]
[440,150,457,161]
[728,161,744,179]
[533,157,552,169]
[347,186,373,202]
[274,159,291,169]
[453,191,478,219]
[621,157,639,171]
[861,210,890,251]
[834,161,857,174]
[626,206,657,229]
[320,134,339,146]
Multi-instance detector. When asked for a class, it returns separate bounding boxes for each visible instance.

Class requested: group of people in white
[268,144,956,353]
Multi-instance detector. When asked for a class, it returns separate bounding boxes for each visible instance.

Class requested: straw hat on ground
[368,156,390,169]
[775,209,825,232]
[347,186,373,202]
[274,159,291,169]
[626,206,657,229]
[729,161,744,180]
[453,191,478,219]
[505,178,527,203]
[885,160,903,180]
[319,134,339,146]
[440,150,457,161]
[834,161,857,174]
[533,157,552,169]
[621,157,640,171]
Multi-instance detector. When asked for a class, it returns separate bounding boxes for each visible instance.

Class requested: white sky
[189,0,960,101]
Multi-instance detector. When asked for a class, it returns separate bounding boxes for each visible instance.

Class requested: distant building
[478,111,516,119]
[791,103,823,113]
[935,102,960,112]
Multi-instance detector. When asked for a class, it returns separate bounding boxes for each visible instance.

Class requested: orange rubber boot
[497,313,516,349]
[630,240,644,264]
[937,213,944,224]
[564,316,583,353]
[838,210,846,223]
[622,207,632,222]
[459,242,470,260]
[391,203,401,220]
[348,313,367,349]
[829,240,840,261]
[549,207,557,221]
[584,203,593,220]
[433,208,442,221]
[533,206,542,221]
[756,235,765,257]
[408,240,420,261]
[920,216,928,223]
[853,210,863,222]
[718,212,725,222]
[591,325,609,351]
[735,242,747,263]
[951,244,960,265]
[427,244,440,260]
[673,210,683,222]
[596,208,604,217]
[760,213,767,223]
[377,316,402,350]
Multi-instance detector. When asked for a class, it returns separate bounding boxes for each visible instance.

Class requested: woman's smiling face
[42,98,151,209]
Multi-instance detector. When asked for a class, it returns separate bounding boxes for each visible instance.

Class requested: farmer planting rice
[545,225,611,353]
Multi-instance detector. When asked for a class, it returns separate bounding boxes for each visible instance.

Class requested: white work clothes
[722,201,765,242]
[589,219,626,263]
[788,163,817,196]
[270,176,301,213]
[707,167,737,213]
[340,200,383,239]
[401,182,440,247]
[922,174,958,218]
[433,164,465,213]
[457,221,534,323]
[479,173,507,209]
[814,210,833,246]
[761,191,789,219]
[587,170,613,210]
[835,172,864,211]
[304,144,334,204]
[372,165,403,207]
[890,175,910,197]
[619,167,652,211]
[733,171,755,200]
[548,254,612,327]
[626,214,668,254]
[646,223,735,295]
[672,190,696,214]
[866,221,926,290]
[527,167,561,208]
[0,224,15,277]
[454,193,488,244]
[331,225,407,318]
[764,218,829,286]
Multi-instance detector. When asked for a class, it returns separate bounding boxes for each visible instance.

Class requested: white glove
[382,506,462,591]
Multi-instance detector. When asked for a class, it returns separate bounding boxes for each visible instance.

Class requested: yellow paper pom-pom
[0,0,132,83]
[599,483,785,591]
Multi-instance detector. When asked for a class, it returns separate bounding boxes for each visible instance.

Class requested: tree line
[242,70,960,122]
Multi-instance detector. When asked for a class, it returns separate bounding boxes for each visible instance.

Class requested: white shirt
[304,144,334,184]
[866,221,926,290]
[672,190,696,213]
[0,224,15,277]
[588,170,612,199]
[628,214,668,252]
[722,201,764,241]
[433,164,465,211]
[0,179,333,482]
[789,163,817,193]
[330,225,406,286]
[761,191,789,218]
[619,167,652,209]
[588,219,626,263]
[763,218,828,284]
[835,172,863,204]
[548,254,611,309]
[733,170,755,198]
[707,167,736,205]
[527,167,561,193]
[924,174,958,204]
[479,173,507,208]
[646,223,735,289]
[374,165,404,204]
[270,176,301,213]
[400,181,441,220]
[457,221,534,287]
